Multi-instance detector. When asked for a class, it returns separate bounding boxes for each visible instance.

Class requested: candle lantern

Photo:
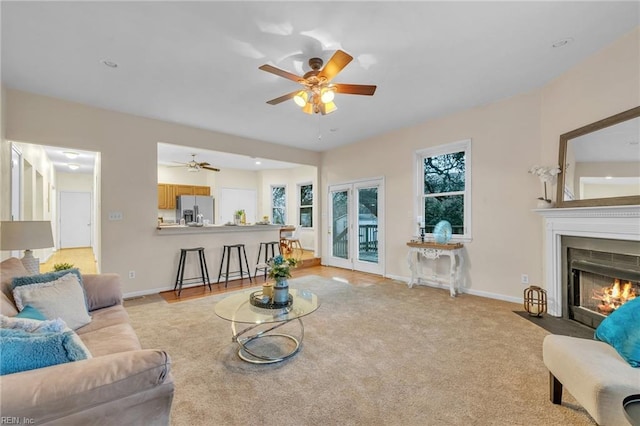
[524,285,547,317]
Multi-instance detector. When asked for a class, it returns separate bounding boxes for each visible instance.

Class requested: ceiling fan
[259,49,376,115]
[171,154,220,172]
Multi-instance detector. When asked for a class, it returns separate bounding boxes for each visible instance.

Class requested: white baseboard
[384,273,522,305]
[122,276,249,299]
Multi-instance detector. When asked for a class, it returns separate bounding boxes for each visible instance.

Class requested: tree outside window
[418,140,471,239]
[299,184,313,228]
[271,185,286,225]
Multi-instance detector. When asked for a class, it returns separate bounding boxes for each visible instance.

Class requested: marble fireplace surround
[536,205,640,317]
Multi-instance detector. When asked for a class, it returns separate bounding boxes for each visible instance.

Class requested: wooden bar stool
[254,241,281,281]
[217,244,252,288]
[174,247,211,296]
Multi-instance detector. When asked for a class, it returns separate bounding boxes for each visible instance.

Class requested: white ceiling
[2,1,638,158]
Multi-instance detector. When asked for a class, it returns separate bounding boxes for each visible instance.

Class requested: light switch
[108,212,123,221]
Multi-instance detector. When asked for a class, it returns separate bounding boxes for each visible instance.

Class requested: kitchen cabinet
[158,184,210,209]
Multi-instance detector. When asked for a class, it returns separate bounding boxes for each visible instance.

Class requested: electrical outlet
[128,271,135,279]
[521,274,529,284]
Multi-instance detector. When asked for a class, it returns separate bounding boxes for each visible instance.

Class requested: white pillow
[13,273,92,330]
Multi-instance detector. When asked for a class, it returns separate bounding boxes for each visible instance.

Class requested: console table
[406,241,464,297]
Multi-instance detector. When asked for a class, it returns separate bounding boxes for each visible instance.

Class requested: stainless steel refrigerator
[176,195,215,224]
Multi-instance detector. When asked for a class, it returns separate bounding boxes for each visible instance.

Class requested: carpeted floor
[125,276,594,426]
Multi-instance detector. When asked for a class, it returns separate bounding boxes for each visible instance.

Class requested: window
[298,183,313,228]
[271,185,286,225]
[416,139,471,240]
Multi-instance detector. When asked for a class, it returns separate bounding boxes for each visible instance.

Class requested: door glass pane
[331,190,349,259]
[357,187,378,263]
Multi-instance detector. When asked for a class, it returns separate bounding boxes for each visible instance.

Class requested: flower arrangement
[267,255,298,280]
[528,165,561,202]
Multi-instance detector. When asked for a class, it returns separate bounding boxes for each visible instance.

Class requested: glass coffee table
[214,288,319,364]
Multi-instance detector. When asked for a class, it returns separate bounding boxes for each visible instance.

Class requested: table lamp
[1,221,54,274]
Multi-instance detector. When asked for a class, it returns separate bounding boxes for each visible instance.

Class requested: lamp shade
[0,221,54,250]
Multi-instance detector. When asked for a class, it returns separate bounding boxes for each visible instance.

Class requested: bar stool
[254,241,281,281]
[174,247,211,296]
[217,244,252,288]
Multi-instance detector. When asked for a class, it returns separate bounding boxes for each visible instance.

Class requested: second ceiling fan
[259,50,376,115]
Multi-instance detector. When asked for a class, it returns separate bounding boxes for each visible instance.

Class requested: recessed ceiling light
[63,151,79,159]
[68,164,80,170]
[255,161,262,165]
[552,37,574,48]
[101,60,118,68]
[605,176,613,180]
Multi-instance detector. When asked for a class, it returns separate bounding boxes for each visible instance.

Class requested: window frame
[414,139,472,242]
[270,184,287,225]
[298,182,313,229]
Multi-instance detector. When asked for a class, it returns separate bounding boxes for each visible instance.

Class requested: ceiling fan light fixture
[187,166,199,172]
[293,91,308,107]
[320,87,335,104]
[321,101,338,115]
[302,102,314,114]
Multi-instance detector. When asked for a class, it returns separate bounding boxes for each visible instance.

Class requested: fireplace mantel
[535,205,640,316]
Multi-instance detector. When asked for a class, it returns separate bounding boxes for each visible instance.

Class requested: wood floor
[160,263,389,303]
[40,247,388,302]
[40,247,98,274]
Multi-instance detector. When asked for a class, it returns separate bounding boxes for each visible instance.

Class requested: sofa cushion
[0,257,29,304]
[0,292,18,317]
[79,323,142,357]
[76,304,131,335]
[594,296,640,367]
[12,273,91,330]
[0,328,91,375]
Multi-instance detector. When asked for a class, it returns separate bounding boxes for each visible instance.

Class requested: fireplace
[536,205,640,318]
[563,237,640,328]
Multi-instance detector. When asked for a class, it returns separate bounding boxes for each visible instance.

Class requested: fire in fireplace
[563,237,640,329]
[592,279,637,314]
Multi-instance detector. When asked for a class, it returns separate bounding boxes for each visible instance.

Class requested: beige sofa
[0,257,174,425]
[543,334,640,425]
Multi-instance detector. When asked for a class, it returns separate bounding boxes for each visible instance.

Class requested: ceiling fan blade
[266,91,299,105]
[259,64,303,83]
[334,83,377,96]
[201,166,220,172]
[318,50,353,82]
[172,161,188,165]
[197,162,210,167]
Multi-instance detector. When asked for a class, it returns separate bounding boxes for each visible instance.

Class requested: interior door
[326,179,384,274]
[60,191,92,248]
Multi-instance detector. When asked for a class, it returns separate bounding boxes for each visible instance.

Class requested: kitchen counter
[156,223,282,234]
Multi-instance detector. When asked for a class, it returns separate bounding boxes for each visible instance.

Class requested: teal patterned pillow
[15,305,47,321]
[594,296,640,367]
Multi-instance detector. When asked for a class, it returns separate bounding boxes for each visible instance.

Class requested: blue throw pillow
[0,328,90,375]
[12,268,83,288]
[594,296,640,367]
[15,305,47,321]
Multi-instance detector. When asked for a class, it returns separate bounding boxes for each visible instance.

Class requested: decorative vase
[273,278,289,304]
[536,199,554,209]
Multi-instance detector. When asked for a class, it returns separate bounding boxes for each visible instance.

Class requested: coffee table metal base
[231,318,304,364]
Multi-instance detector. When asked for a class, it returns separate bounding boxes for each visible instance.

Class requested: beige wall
[3,90,320,294]
[258,165,317,251]
[2,27,637,300]
[321,27,639,302]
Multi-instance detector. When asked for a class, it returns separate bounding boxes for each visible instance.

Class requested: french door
[327,178,384,275]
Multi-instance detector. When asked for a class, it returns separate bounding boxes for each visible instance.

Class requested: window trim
[414,139,472,242]
[270,184,287,225]
[298,182,314,229]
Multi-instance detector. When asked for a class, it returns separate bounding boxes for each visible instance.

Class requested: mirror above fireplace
[556,106,640,208]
